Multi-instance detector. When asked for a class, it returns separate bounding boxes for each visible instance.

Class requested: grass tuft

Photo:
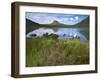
[26,36,89,67]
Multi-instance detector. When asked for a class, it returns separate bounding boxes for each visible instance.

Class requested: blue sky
[26,12,89,25]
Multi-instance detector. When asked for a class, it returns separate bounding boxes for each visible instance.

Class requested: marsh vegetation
[26,33,89,67]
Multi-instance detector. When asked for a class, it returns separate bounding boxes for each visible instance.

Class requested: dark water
[27,27,89,41]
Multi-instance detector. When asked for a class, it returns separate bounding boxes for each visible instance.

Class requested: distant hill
[26,19,42,34]
[49,20,67,26]
[26,17,89,33]
[41,17,89,28]
[74,16,89,28]
[41,20,70,27]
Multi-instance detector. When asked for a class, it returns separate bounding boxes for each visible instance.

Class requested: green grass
[26,36,89,67]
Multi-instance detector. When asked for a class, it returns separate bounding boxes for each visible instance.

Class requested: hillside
[26,17,89,33]
[26,19,42,34]
[74,16,89,28]
[41,17,89,28]
[41,20,70,27]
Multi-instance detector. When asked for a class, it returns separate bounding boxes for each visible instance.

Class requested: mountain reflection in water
[27,27,89,41]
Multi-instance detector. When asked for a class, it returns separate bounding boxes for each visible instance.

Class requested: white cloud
[70,17,74,21]
[75,16,79,20]
[26,13,88,25]
[26,13,55,24]
[56,18,68,23]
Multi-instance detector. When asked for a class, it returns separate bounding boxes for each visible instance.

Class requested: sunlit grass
[26,36,89,67]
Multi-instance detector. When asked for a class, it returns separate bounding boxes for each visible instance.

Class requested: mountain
[42,17,89,28]
[50,20,66,25]
[26,17,89,34]
[26,19,68,34]
[74,17,89,40]
[26,19,42,34]
[74,16,89,28]
[41,20,69,27]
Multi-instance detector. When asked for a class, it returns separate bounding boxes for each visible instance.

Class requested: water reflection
[27,27,89,41]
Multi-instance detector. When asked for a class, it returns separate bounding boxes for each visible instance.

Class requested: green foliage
[26,36,89,67]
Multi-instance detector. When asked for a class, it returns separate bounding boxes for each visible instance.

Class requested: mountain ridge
[26,17,89,33]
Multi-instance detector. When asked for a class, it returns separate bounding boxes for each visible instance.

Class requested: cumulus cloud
[70,17,74,21]
[26,13,55,24]
[26,12,88,25]
[75,16,79,20]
